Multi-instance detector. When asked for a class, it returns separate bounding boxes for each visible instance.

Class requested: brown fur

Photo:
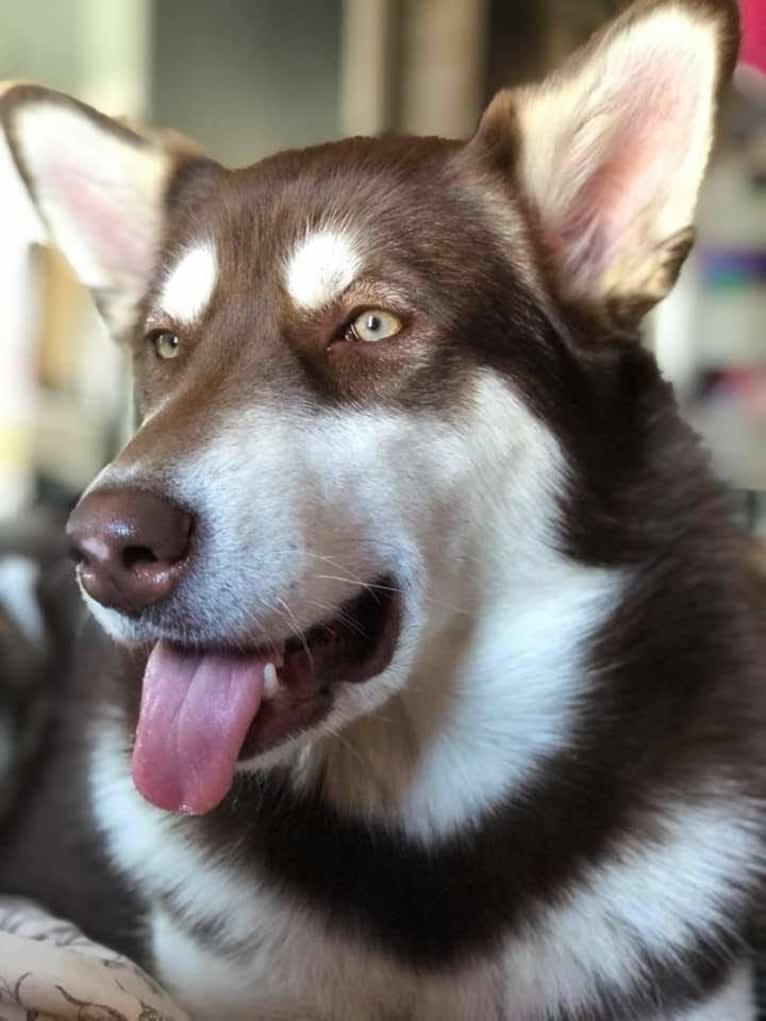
[0,3,763,1019]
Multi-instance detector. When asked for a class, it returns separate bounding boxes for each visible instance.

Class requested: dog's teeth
[263,662,279,699]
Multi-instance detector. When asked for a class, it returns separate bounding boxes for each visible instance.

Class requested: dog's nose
[67,488,193,615]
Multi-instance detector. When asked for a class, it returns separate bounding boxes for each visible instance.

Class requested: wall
[151,0,342,166]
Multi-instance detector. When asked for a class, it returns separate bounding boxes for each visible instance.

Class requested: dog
[1,0,764,1017]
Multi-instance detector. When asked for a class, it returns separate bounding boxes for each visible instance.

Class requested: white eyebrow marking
[158,241,218,325]
[285,229,362,312]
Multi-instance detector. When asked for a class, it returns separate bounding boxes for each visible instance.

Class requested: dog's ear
[473,0,739,327]
[0,84,222,336]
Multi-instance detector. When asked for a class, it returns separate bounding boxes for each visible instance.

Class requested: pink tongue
[132,640,267,815]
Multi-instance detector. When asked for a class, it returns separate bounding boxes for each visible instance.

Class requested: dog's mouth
[131,576,401,815]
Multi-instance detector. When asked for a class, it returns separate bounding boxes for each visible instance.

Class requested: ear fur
[0,83,221,337]
[474,0,740,327]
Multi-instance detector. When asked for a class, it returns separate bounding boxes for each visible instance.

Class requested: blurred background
[0,0,764,538]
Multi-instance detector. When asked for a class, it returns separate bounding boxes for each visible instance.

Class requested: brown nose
[67,488,193,616]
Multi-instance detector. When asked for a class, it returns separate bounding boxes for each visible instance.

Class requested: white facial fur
[157,241,218,326]
[306,557,620,842]
[88,372,624,842]
[285,228,362,311]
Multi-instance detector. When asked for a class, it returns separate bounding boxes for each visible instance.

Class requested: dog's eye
[345,310,402,344]
[148,330,182,360]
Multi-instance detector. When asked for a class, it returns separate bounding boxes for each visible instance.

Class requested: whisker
[275,597,314,671]
[312,572,468,617]
[305,598,368,639]
[314,572,401,596]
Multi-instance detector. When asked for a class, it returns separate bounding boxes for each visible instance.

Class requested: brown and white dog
[1,1,764,1018]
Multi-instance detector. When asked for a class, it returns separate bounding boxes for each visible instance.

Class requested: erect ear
[0,83,222,336]
[473,0,740,327]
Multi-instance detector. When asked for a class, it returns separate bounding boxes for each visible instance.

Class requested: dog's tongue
[132,640,266,815]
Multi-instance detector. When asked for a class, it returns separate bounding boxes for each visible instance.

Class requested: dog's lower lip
[230,575,401,759]
[203,576,400,675]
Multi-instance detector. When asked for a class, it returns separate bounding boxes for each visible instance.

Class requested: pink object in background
[740,0,766,75]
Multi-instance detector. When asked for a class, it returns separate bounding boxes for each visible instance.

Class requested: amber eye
[148,330,182,360]
[345,309,402,343]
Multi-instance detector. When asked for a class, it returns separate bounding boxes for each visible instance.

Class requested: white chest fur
[147,880,755,1021]
[91,725,757,1021]
[150,908,503,1021]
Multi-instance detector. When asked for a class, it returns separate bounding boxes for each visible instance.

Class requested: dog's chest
[91,727,758,1021]
[150,902,500,1021]
[89,729,499,1019]
[147,875,756,1021]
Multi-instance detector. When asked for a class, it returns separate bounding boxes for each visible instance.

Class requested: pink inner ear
[556,56,703,285]
[48,154,154,283]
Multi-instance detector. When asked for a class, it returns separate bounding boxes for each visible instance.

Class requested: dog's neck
[289,548,622,844]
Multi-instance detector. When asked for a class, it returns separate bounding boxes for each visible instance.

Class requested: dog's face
[0,0,737,813]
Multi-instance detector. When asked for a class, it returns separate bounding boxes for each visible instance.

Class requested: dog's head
[0,0,738,814]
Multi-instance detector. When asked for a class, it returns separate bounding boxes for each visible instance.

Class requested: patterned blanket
[0,898,188,1021]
